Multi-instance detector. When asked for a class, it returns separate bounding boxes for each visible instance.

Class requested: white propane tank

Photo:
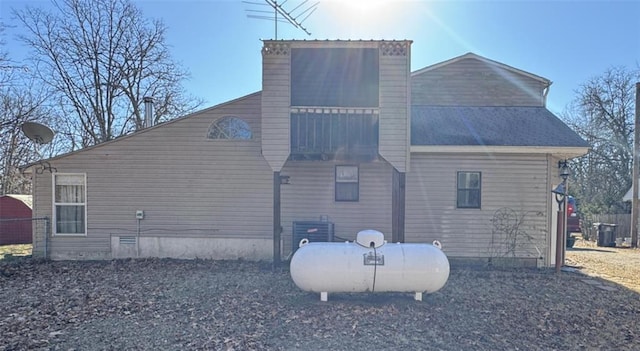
[290,229,450,301]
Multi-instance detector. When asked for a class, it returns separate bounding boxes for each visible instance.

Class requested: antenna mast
[244,0,318,39]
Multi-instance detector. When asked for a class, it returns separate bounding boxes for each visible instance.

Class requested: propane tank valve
[356,229,385,248]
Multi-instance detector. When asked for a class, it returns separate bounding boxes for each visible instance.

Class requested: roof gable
[410,53,551,107]
[412,52,551,85]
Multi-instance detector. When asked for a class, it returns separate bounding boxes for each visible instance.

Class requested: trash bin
[594,223,617,247]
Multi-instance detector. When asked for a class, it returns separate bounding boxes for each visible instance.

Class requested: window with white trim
[457,171,481,209]
[335,165,359,202]
[53,173,86,235]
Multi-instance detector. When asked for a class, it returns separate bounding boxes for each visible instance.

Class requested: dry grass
[0,244,32,259]
[566,238,640,293]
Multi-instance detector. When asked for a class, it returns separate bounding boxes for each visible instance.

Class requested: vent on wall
[119,236,137,245]
[292,221,334,252]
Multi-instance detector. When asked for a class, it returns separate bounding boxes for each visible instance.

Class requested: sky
[1,0,639,116]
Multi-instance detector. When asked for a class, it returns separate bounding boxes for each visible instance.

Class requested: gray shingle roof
[411,106,590,147]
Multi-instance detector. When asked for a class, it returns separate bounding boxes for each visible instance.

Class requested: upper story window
[457,171,481,209]
[53,173,87,235]
[291,48,379,107]
[207,116,252,140]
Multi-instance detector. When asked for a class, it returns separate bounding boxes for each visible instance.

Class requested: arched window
[207,116,252,140]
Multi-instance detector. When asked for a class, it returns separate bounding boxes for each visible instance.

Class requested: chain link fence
[0,217,50,259]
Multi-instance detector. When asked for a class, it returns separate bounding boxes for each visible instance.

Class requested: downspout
[136,218,141,258]
[542,81,551,106]
[273,171,282,269]
[44,217,49,259]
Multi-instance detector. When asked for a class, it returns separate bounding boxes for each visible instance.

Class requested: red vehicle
[566,196,582,234]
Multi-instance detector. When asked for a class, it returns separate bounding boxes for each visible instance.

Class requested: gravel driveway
[1,252,639,350]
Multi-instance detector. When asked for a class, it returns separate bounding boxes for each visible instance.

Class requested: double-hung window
[457,171,481,209]
[335,165,359,202]
[53,174,86,235]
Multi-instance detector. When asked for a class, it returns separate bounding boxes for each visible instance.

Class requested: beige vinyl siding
[379,49,410,172]
[280,161,393,255]
[32,93,273,259]
[261,43,291,172]
[405,153,549,262]
[411,57,547,107]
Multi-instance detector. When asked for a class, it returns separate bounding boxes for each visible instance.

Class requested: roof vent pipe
[144,97,154,128]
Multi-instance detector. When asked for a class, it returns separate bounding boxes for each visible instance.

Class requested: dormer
[261,40,412,172]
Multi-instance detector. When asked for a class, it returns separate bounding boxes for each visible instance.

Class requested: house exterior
[0,195,33,245]
[24,41,589,267]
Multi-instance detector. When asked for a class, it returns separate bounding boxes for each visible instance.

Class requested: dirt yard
[1,247,639,350]
[566,238,640,293]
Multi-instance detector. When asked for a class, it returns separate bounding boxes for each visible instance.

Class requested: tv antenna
[244,0,318,39]
[0,65,29,72]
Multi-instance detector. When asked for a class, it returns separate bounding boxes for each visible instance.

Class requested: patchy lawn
[0,253,639,350]
[0,244,32,259]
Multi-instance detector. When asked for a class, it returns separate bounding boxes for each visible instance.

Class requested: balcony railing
[290,110,379,161]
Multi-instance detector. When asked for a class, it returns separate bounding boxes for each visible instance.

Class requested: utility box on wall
[292,221,334,253]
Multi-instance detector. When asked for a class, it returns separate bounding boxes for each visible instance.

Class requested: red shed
[0,195,33,245]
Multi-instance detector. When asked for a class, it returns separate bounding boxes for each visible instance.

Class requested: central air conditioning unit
[292,221,334,252]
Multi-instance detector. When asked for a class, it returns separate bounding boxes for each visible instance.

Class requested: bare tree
[563,66,640,214]
[14,0,201,148]
[0,86,55,195]
[0,22,50,194]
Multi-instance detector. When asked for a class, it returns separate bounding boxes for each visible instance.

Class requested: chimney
[144,96,154,128]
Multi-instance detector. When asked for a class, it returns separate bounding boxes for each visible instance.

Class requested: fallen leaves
[0,257,638,350]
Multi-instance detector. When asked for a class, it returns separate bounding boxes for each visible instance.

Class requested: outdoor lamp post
[552,160,570,273]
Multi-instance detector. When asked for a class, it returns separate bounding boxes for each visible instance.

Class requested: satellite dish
[21,122,55,145]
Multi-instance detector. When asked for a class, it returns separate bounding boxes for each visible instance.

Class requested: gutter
[410,145,590,159]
